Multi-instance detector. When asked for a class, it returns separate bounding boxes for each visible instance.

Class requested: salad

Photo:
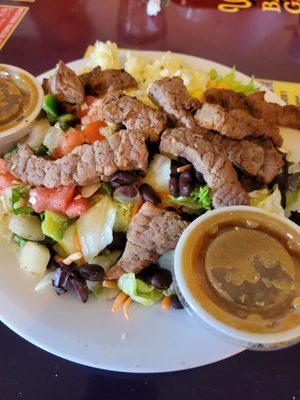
[0,41,299,320]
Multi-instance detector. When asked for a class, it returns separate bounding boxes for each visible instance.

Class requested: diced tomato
[81,121,106,144]
[29,186,75,214]
[66,197,89,218]
[85,96,98,107]
[55,128,84,157]
[0,158,17,191]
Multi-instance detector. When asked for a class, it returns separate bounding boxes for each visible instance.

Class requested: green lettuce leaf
[113,201,133,232]
[169,184,212,211]
[286,186,300,217]
[118,273,163,307]
[3,147,18,159]
[42,211,69,242]
[11,186,33,215]
[249,185,284,217]
[11,233,26,247]
[209,67,257,94]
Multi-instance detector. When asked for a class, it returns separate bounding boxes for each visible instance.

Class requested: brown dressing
[0,66,39,132]
[182,210,300,333]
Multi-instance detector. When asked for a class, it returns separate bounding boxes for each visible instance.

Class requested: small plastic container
[174,206,300,350]
[0,64,44,154]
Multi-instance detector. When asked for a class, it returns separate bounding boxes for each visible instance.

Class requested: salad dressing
[0,66,39,132]
[182,210,300,333]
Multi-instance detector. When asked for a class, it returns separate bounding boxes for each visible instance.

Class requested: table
[0,1,300,399]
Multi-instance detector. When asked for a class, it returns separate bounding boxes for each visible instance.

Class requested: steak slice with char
[148,77,201,129]
[9,130,148,188]
[159,128,249,207]
[205,88,300,130]
[46,61,85,105]
[87,91,167,141]
[253,139,285,184]
[195,103,282,146]
[105,202,189,279]
[80,67,137,96]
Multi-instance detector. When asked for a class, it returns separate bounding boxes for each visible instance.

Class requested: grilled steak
[159,127,249,207]
[205,88,300,130]
[253,139,285,184]
[105,202,189,279]
[149,77,201,129]
[46,61,85,105]
[195,103,282,146]
[87,91,167,141]
[80,67,137,96]
[9,130,148,188]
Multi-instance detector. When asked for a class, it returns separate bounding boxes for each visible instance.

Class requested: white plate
[0,50,286,373]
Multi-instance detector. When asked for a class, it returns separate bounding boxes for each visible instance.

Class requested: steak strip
[205,88,300,130]
[87,91,167,141]
[105,202,189,280]
[159,128,249,207]
[80,67,137,96]
[8,130,148,188]
[149,77,201,129]
[195,103,282,147]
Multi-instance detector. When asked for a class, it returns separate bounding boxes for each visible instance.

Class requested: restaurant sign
[218,0,300,13]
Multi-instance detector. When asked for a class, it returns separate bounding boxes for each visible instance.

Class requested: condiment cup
[174,206,300,350]
[0,64,44,154]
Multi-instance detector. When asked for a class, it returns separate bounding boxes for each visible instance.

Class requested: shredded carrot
[123,297,132,320]
[157,192,169,200]
[176,164,192,173]
[73,233,81,253]
[62,252,83,265]
[112,292,128,312]
[133,203,141,216]
[162,295,171,310]
[103,280,118,288]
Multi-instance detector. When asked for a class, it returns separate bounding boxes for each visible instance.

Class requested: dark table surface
[0,1,300,399]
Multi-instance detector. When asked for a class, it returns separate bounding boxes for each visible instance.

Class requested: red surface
[0,0,299,82]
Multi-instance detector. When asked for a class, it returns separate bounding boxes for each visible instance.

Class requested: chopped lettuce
[3,147,18,159]
[113,202,133,232]
[19,241,50,277]
[77,196,116,261]
[169,184,212,211]
[89,249,121,271]
[249,185,284,217]
[286,187,300,217]
[118,273,163,307]
[209,67,257,94]
[11,186,33,215]
[11,233,26,247]
[35,271,55,291]
[158,249,175,273]
[41,211,68,242]
[58,223,77,256]
[142,154,171,193]
[100,182,112,195]
[9,214,45,241]
[24,119,51,149]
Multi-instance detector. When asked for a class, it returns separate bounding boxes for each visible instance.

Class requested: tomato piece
[0,172,17,191]
[81,121,106,144]
[85,96,98,107]
[29,186,75,214]
[66,197,89,218]
[56,128,84,157]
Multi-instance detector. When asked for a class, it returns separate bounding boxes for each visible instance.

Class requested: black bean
[71,275,89,303]
[52,267,73,293]
[117,185,139,198]
[150,268,172,290]
[109,171,138,188]
[139,183,161,205]
[178,156,189,166]
[76,264,105,282]
[171,294,184,309]
[170,161,179,176]
[178,169,194,197]
[137,263,159,281]
[107,231,127,250]
[180,212,199,222]
[195,170,205,184]
[169,175,180,197]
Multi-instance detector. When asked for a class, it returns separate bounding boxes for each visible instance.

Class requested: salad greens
[3,148,18,159]
[11,186,33,215]
[113,202,133,232]
[142,154,171,193]
[249,185,284,217]
[118,273,163,307]
[209,67,257,94]
[43,94,60,123]
[41,211,69,242]
[11,233,26,247]
[169,185,212,211]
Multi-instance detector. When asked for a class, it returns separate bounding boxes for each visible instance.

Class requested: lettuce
[169,184,212,211]
[142,154,171,193]
[286,187,300,217]
[249,185,284,217]
[113,202,133,232]
[209,67,257,94]
[42,211,69,242]
[11,186,33,215]
[118,273,163,307]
